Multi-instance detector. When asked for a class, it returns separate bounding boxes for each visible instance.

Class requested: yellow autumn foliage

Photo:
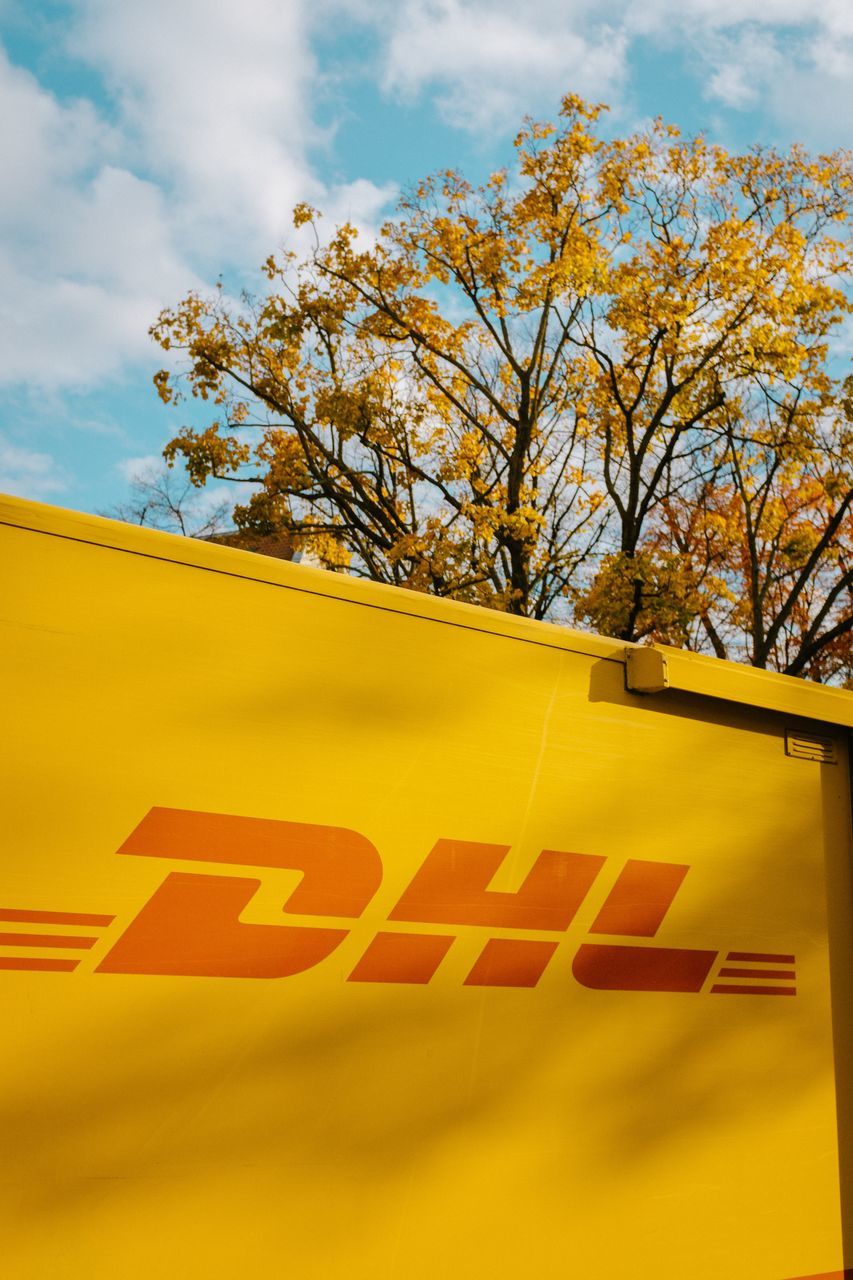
[151,95,852,680]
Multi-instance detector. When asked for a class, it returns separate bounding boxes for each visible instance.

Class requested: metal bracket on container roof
[622,642,853,729]
[625,646,669,694]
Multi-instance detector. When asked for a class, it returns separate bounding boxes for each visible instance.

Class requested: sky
[1,0,851,520]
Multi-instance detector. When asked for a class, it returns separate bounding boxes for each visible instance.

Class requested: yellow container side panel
[1,511,851,1280]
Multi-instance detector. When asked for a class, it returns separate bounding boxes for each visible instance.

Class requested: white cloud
[702,29,784,111]
[766,35,853,144]
[70,0,331,261]
[0,47,198,388]
[0,436,67,499]
[323,177,400,239]
[378,0,627,132]
[0,0,396,397]
[625,0,847,33]
[362,0,853,146]
[115,454,162,484]
[0,54,114,225]
[696,26,853,146]
[617,1,853,142]
[2,0,850,413]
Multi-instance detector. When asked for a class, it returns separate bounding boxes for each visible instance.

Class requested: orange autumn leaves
[151,95,853,681]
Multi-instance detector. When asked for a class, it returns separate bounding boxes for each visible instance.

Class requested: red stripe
[0,908,114,926]
[0,932,98,949]
[712,983,796,996]
[718,966,796,979]
[784,1269,853,1279]
[0,956,79,972]
[573,944,716,993]
[726,951,795,963]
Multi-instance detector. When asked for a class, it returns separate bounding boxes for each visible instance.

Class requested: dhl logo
[0,807,797,994]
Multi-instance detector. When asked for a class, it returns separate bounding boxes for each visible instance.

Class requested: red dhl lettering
[0,807,798,995]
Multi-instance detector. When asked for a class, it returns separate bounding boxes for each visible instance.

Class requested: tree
[150,95,853,679]
[107,464,233,538]
[107,463,298,561]
[578,377,853,680]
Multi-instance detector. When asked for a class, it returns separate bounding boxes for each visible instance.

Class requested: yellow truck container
[2,493,852,1280]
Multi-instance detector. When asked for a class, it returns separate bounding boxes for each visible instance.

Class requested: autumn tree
[107,464,298,561]
[150,95,852,679]
[628,377,853,679]
[108,464,232,538]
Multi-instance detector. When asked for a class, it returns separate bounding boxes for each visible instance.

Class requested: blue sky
[1,0,851,520]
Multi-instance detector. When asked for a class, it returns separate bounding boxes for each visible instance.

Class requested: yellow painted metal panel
[626,643,853,730]
[0,493,625,663]
[1,498,852,1279]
